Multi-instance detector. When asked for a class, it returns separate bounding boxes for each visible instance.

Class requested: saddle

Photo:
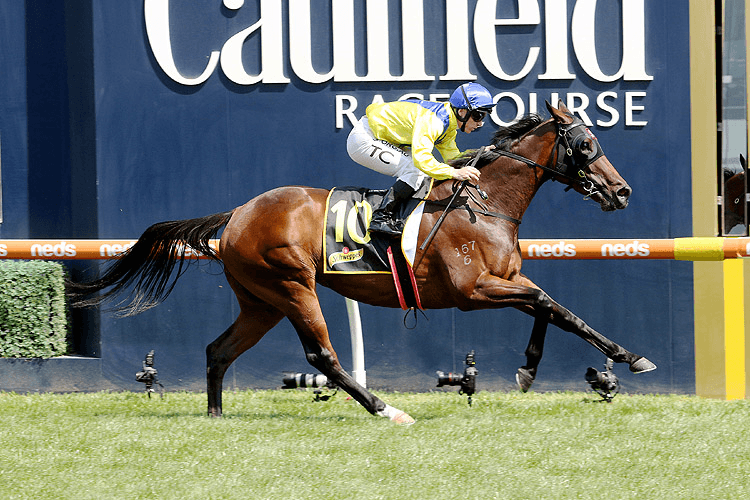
[323,183,432,310]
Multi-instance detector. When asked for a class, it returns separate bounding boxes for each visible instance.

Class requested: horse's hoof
[391,411,416,425]
[377,404,415,425]
[516,368,534,392]
[630,357,657,374]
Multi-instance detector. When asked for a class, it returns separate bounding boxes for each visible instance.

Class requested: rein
[424,194,522,225]
[419,146,487,251]
[500,120,599,183]
[493,148,567,181]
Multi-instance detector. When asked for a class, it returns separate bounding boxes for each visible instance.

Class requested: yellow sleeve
[435,131,462,163]
[410,112,458,180]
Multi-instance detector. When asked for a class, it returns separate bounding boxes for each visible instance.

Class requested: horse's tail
[66,210,234,316]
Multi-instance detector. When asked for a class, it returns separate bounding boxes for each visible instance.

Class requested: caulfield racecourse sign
[145,0,652,127]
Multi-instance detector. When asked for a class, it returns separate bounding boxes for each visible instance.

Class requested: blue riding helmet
[450,82,496,131]
[449,83,496,112]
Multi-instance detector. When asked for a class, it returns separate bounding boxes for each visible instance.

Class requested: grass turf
[0,390,748,499]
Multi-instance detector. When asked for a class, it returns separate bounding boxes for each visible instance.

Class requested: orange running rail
[1,238,748,261]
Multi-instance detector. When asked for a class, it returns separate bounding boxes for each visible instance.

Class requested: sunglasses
[469,109,487,122]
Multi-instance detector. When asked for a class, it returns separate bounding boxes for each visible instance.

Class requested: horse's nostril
[617,186,632,200]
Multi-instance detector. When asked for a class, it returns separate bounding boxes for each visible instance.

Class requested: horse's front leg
[540,291,655,372]
[470,275,656,374]
[515,315,548,392]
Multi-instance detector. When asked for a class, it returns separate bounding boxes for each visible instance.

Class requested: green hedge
[0,261,69,358]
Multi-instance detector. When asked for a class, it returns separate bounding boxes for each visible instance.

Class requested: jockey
[347,82,497,237]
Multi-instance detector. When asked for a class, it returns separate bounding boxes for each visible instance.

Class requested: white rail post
[345,298,366,388]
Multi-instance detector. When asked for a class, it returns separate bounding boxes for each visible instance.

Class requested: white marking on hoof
[377,404,416,425]
[515,369,534,392]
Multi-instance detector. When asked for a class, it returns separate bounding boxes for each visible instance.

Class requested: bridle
[492,116,605,198]
[423,115,607,230]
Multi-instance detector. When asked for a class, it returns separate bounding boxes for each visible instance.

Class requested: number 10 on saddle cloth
[323,186,426,274]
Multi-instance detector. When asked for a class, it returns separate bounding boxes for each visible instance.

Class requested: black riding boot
[369,180,416,237]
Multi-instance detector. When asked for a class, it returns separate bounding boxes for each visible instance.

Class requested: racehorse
[68,100,655,423]
[724,155,748,233]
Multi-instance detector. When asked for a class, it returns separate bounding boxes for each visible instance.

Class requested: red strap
[405,257,423,310]
[387,246,408,310]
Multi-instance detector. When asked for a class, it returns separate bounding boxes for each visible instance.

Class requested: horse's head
[724,155,748,232]
[546,100,632,211]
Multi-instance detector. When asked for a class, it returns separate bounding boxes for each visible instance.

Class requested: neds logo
[527,241,576,258]
[600,240,650,257]
[30,241,77,257]
[99,241,137,257]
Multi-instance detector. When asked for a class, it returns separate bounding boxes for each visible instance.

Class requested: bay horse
[68,100,655,423]
[724,155,748,233]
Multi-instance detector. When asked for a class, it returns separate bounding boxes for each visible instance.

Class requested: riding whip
[419,146,486,252]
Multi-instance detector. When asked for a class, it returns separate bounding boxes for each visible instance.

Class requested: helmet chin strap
[455,108,470,132]
[456,84,474,132]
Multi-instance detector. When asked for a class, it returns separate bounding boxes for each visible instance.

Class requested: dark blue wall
[2,1,695,394]
[0,2,29,238]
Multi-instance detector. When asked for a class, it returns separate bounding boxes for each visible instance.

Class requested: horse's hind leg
[206,282,284,417]
[270,281,415,424]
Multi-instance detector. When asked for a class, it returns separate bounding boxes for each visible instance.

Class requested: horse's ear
[545,99,575,124]
[741,154,747,171]
[556,98,571,114]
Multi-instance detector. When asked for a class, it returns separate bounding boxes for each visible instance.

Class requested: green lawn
[0,390,747,499]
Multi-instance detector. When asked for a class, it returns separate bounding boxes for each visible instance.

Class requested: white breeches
[346,117,427,190]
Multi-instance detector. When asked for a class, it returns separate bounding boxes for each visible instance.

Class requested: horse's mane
[449,114,545,169]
